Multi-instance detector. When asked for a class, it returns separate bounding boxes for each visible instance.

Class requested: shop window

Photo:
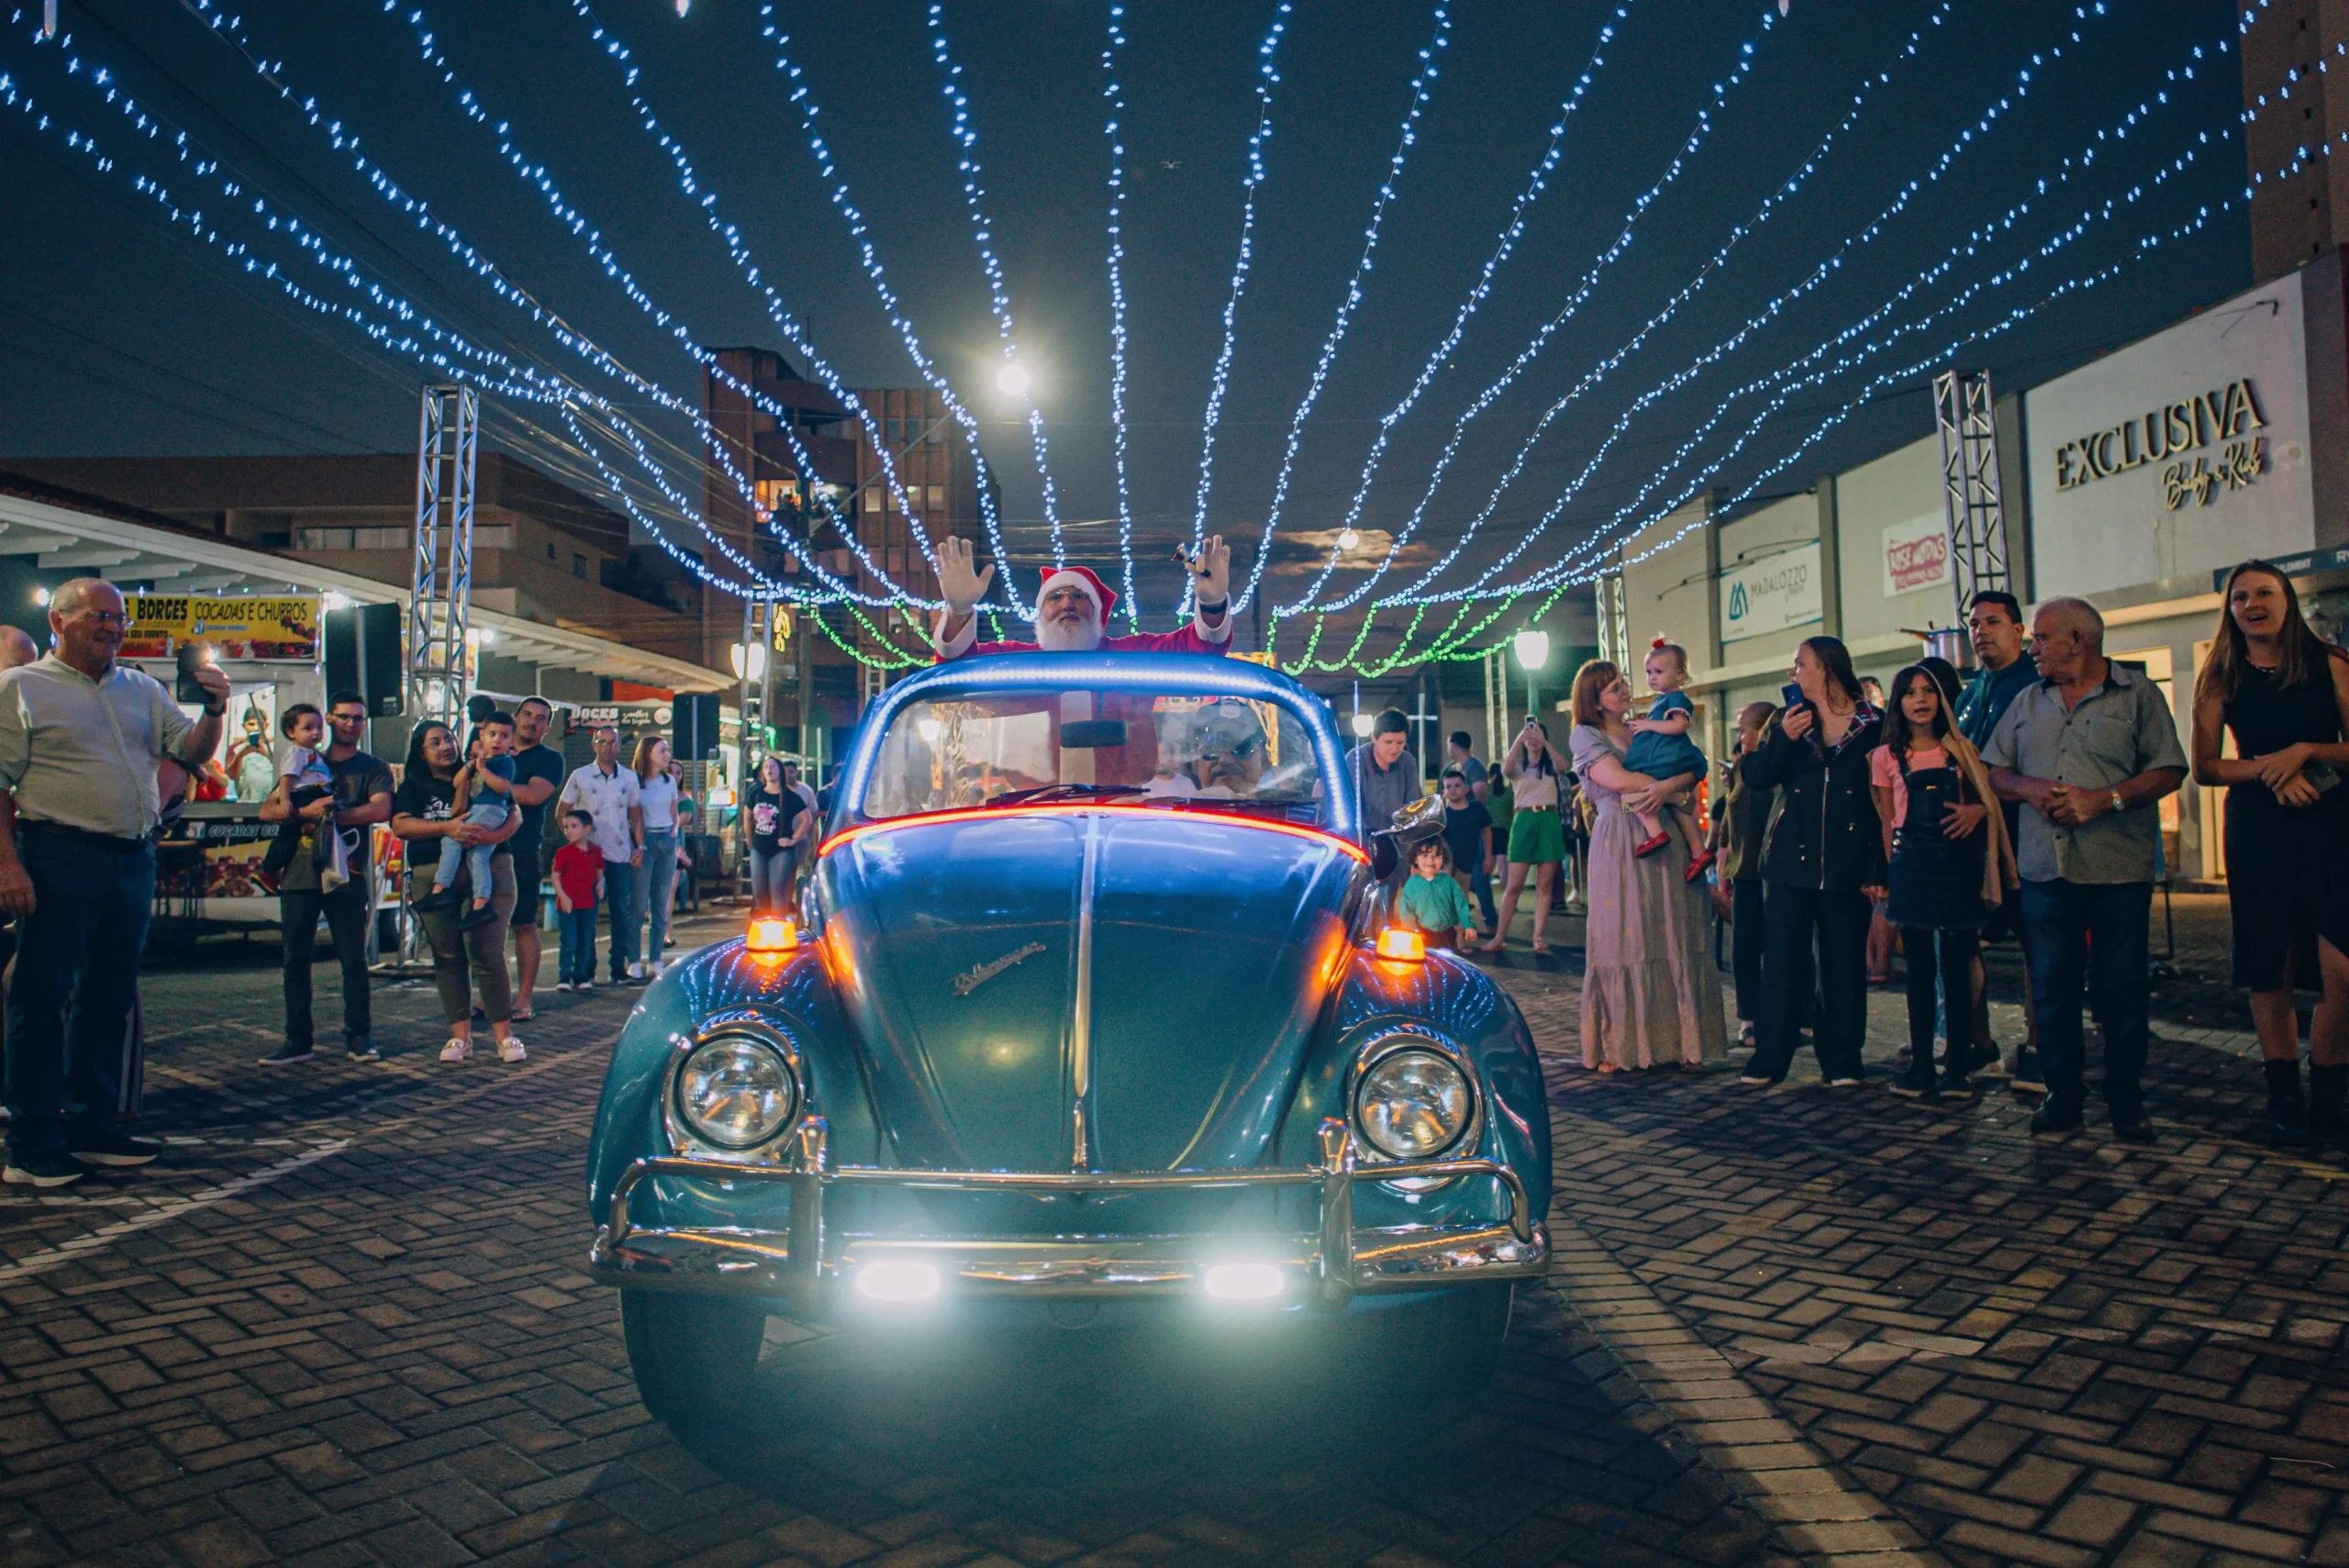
[863,488,883,513]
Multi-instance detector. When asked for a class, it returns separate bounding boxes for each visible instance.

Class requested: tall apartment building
[700,348,995,736]
[2243,0,2349,283]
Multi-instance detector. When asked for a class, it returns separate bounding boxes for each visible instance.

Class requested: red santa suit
[931,565,1232,661]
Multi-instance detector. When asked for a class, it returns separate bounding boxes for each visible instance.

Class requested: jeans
[409,858,515,1028]
[432,802,507,899]
[2020,878,2153,1113]
[1750,882,1872,1083]
[282,879,373,1050]
[557,905,598,984]
[628,828,678,964]
[749,843,796,914]
[4,833,153,1155]
[602,859,640,977]
[1731,878,1765,1021]
[1901,926,1976,1073]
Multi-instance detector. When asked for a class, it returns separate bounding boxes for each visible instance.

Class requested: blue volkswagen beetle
[587,652,1551,1424]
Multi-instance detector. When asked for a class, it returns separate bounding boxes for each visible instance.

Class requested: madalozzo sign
[2025,273,2313,600]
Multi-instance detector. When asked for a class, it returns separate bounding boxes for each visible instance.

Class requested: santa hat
[1038,565,1116,622]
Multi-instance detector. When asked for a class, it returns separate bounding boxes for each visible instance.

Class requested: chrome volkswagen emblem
[952,941,1046,997]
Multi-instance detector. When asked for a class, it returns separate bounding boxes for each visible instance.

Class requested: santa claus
[930,535,1234,660]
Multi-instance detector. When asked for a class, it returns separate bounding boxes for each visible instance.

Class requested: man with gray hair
[1984,595,2188,1144]
[0,580,229,1186]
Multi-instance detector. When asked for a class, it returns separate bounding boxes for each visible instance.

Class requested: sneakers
[576,978,595,992]
[1736,1073,1781,1087]
[2009,1047,2047,1095]
[2111,1109,2157,1145]
[345,1037,380,1062]
[1937,1072,1977,1103]
[2030,1096,2085,1134]
[68,1130,161,1167]
[497,1037,528,1063]
[439,1037,472,1063]
[1737,1019,1757,1051]
[556,981,574,993]
[258,1042,316,1066]
[1888,1062,1939,1100]
[3,1150,88,1188]
[1967,1041,2008,1080]
[626,960,649,983]
[1825,1076,1865,1089]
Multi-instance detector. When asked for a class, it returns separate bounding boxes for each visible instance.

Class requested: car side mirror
[1060,719,1130,750]
[1388,792,1446,845]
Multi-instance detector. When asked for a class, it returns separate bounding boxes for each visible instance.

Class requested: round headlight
[675,1033,798,1150]
[1353,1045,1473,1160]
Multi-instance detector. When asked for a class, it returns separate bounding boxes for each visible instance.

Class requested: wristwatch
[2108,787,2125,816]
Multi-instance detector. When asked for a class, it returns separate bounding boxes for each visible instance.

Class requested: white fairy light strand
[1270,2,1785,617]
[1186,0,1291,598]
[927,1,1067,566]
[1100,1,1137,626]
[168,0,927,607]
[1283,0,1640,617]
[1229,0,1454,616]
[1381,0,2153,608]
[760,4,1027,613]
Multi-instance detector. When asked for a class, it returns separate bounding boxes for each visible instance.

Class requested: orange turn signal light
[1375,927,1426,962]
[746,917,798,954]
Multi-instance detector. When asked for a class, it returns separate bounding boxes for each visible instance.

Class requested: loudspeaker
[323,602,403,717]
[674,691,722,761]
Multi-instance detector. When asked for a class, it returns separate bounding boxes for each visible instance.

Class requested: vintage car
[586,651,1552,1425]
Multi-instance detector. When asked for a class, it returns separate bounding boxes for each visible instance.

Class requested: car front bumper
[587,1118,1548,1307]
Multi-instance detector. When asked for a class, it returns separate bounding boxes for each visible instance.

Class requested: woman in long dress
[1568,660,1727,1071]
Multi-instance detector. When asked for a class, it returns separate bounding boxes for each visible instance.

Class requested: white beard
[1036,615,1103,652]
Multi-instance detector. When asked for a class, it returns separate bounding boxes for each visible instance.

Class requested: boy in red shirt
[551,808,605,992]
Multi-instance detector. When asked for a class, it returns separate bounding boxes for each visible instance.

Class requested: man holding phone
[0,580,230,1187]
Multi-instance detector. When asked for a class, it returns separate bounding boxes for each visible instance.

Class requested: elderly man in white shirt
[558,725,645,985]
[0,580,229,1188]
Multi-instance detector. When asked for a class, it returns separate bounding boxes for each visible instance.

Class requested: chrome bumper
[588,1118,1548,1307]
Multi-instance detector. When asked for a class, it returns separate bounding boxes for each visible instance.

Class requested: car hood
[819,808,1360,1173]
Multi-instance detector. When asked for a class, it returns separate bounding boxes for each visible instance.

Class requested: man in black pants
[259,692,394,1064]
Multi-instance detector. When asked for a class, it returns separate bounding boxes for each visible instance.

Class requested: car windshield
[860,686,1329,824]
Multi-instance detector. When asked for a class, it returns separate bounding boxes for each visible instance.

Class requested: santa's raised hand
[937,535,995,617]
[1182,535,1231,620]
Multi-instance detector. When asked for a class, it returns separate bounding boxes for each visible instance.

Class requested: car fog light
[1202,1262,1286,1301]
[856,1259,941,1303]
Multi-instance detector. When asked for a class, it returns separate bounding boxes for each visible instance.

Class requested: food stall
[129,594,328,939]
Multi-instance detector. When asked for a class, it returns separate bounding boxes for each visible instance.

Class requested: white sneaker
[649,959,665,976]
[577,978,595,991]
[627,961,647,981]
[497,1037,528,1063]
[439,1038,471,1063]
[556,981,573,993]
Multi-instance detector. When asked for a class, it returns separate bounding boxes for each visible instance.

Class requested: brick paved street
[0,898,2343,1568]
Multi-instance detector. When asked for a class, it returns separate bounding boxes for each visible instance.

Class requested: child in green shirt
[1397,840,1478,949]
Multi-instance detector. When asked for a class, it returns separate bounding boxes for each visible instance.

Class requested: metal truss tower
[1595,572,1630,674]
[407,385,477,731]
[1934,370,2009,617]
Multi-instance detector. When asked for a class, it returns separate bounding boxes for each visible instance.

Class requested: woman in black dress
[2190,561,2349,1145]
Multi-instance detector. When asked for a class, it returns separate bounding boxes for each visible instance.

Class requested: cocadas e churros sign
[2050,378,2267,510]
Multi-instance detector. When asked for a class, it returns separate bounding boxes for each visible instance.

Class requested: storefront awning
[0,480,730,692]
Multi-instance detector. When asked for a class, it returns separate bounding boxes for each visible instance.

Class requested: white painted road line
[0,1140,351,1288]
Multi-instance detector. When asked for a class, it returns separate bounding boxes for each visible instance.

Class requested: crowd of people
[0,579,792,1188]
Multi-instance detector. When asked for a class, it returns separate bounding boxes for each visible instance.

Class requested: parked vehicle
[585,651,1553,1428]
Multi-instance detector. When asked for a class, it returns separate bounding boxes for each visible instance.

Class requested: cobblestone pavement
[0,897,2341,1568]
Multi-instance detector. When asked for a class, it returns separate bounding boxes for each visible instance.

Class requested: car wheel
[620,1290,766,1429]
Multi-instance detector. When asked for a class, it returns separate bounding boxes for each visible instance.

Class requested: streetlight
[1512,628,1551,719]
[1350,712,1375,739]
[730,641,767,681]
[996,359,1031,398]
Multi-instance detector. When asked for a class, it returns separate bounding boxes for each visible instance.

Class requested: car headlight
[1353,1044,1474,1160]
[674,1032,798,1150]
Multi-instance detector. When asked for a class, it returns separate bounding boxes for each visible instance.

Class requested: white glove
[1184,534,1231,607]
[937,536,994,617]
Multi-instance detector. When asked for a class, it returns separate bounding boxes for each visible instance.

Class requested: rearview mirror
[1060,718,1129,751]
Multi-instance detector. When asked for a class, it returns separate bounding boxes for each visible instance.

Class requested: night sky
[0,0,2246,648]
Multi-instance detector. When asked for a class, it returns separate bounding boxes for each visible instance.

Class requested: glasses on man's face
[73,609,128,627]
[1200,735,1263,762]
